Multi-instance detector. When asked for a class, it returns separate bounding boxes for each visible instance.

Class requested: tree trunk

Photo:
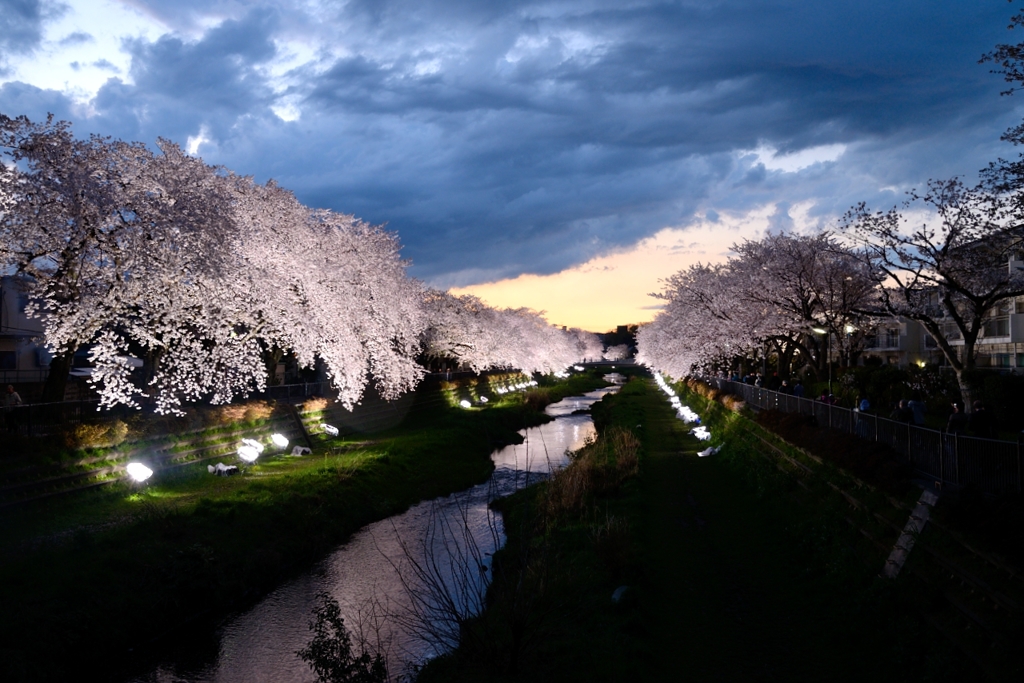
[263,346,285,386]
[955,370,976,414]
[957,341,976,413]
[41,351,73,403]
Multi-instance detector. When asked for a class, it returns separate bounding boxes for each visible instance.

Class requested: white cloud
[753,143,848,173]
[186,124,211,155]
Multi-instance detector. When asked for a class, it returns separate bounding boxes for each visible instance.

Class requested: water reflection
[132,382,619,683]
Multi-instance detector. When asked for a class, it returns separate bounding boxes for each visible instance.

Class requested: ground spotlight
[459,399,472,408]
[241,438,265,454]
[126,462,153,483]
[238,445,260,462]
[322,424,339,436]
[271,433,289,448]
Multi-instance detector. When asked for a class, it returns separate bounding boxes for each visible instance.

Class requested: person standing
[4,384,23,434]
[907,394,927,426]
[946,402,968,434]
[890,399,913,423]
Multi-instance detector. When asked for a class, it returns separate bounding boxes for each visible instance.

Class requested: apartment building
[0,276,49,385]
[860,258,1024,371]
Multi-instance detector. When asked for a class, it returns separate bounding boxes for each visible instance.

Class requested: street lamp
[812,327,831,394]
[844,324,857,366]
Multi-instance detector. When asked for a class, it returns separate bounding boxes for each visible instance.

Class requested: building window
[996,353,1012,367]
[885,328,900,348]
[983,317,1010,337]
[0,351,15,370]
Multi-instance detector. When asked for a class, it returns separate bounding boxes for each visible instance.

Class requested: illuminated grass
[0,371,611,683]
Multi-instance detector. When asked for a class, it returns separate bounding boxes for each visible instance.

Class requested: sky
[2,0,1023,331]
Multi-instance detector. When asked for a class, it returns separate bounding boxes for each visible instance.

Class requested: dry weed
[722,394,746,412]
[209,400,275,425]
[302,397,330,413]
[542,427,640,519]
[63,419,129,449]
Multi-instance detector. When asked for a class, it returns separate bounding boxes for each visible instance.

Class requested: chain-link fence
[704,378,1023,495]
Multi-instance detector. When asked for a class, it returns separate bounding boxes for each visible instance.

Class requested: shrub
[62,419,130,449]
[297,592,387,683]
[684,378,722,402]
[209,400,275,426]
[302,397,331,413]
[721,394,746,412]
[108,420,128,446]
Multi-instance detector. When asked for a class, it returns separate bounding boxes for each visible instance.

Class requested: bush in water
[297,592,387,683]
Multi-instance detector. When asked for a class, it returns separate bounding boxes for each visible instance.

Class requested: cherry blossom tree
[566,327,604,362]
[840,178,1024,408]
[3,114,597,413]
[731,232,877,378]
[222,177,428,409]
[0,114,236,404]
[1,115,429,412]
[636,233,877,381]
[637,262,766,378]
[420,291,595,375]
[602,344,630,361]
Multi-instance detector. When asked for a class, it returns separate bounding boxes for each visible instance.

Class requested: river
[130,379,621,682]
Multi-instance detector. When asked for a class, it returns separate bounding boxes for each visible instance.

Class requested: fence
[1,371,507,441]
[2,380,340,440]
[703,378,1023,495]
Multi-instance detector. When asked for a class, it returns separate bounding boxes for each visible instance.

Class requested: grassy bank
[0,371,609,683]
[421,373,994,682]
[659,377,1019,681]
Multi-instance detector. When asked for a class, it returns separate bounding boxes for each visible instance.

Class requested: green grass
[420,374,987,682]
[0,371,610,683]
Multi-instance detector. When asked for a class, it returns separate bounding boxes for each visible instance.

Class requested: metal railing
[0,372,513,443]
[2,380,340,442]
[2,399,127,441]
[704,378,1023,495]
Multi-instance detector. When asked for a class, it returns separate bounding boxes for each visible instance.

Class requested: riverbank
[420,372,993,682]
[0,371,609,683]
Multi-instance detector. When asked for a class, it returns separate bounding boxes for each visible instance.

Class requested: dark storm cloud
[0,0,63,74]
[85,9,279,142]
[2,0,1021,284]
[0,80,76,121]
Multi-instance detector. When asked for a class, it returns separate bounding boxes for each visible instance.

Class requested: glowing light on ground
[126,462,153,482]
[322,424,339,436]
[271,433,289,448]
[459,400,472,408]
[242,438,265,454]
[238,445,260,462]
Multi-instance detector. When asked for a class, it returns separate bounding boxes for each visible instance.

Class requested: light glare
[242,438,265,453]
[238,445,260,462]
[126,462,153,482]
